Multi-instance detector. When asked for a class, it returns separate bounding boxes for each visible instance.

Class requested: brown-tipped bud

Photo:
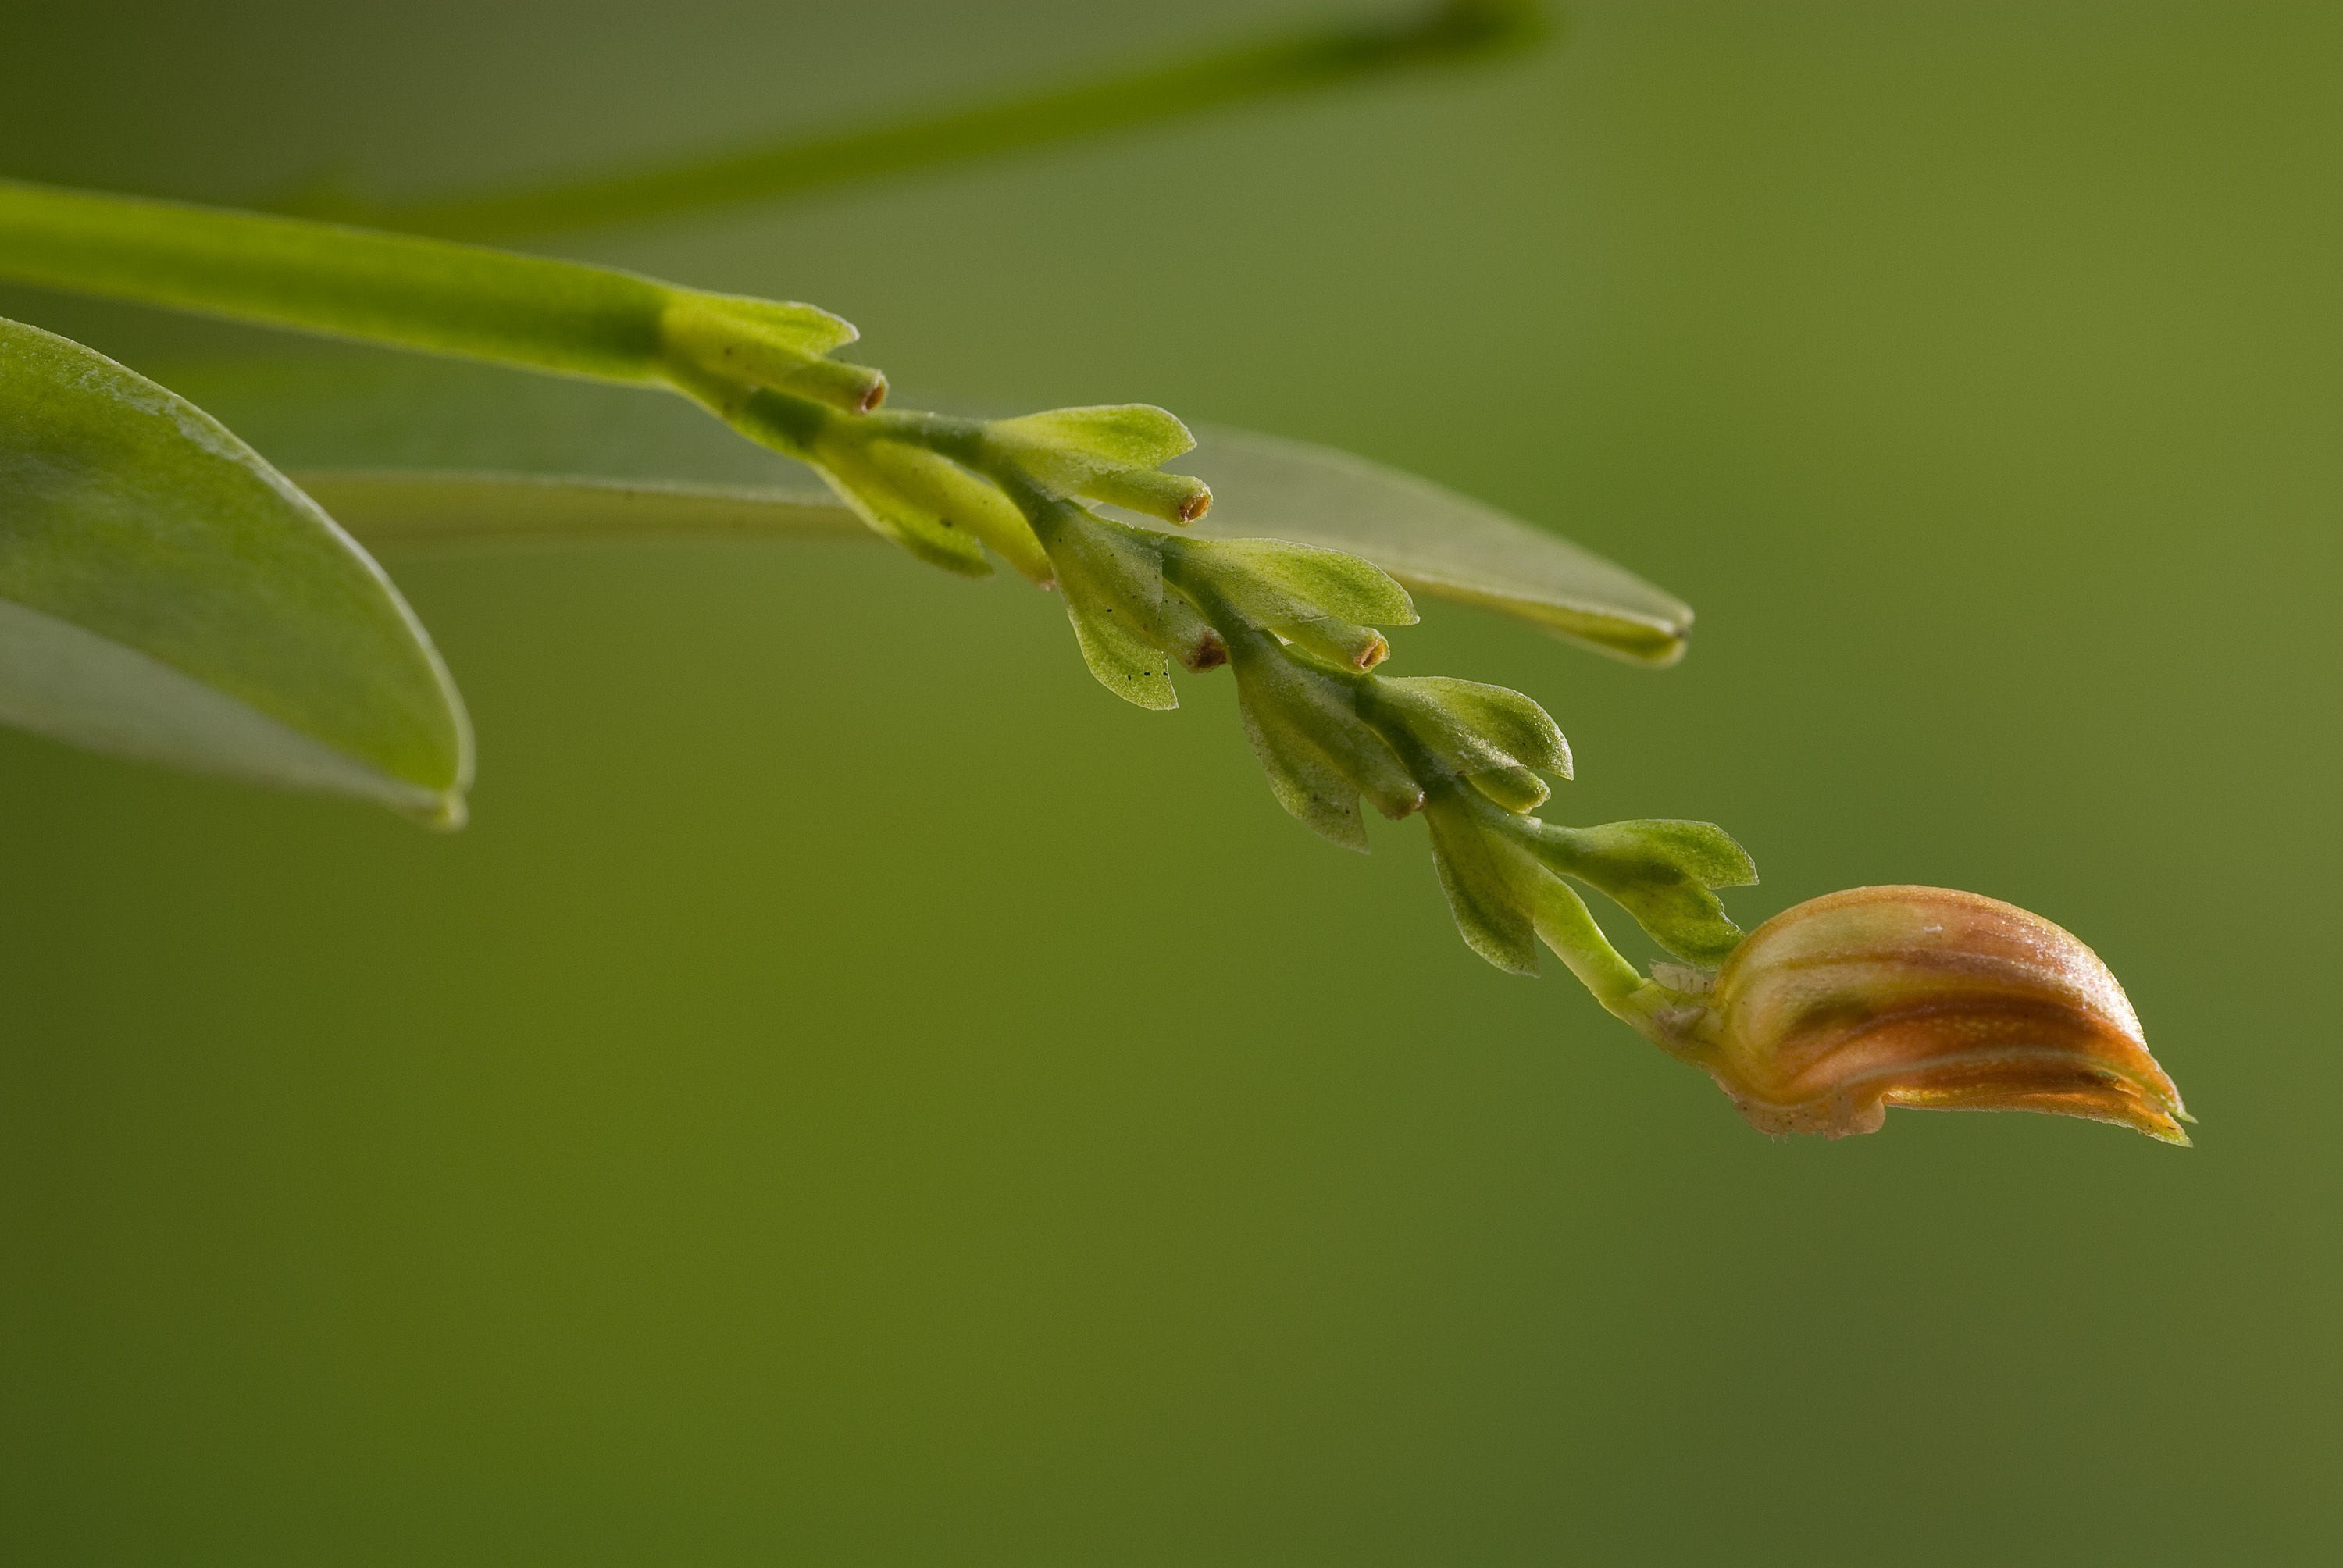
[1276,620,1389,671]
[1084,469,1212,525]
[779,355,887,414]
[660,294,879,412]
[1698,886,2188,1144]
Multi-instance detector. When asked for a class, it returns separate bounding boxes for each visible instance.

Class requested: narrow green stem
[0,178,878,411]
[304,1,1546,241]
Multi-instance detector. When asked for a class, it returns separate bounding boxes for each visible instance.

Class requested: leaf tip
[398,789,469,831]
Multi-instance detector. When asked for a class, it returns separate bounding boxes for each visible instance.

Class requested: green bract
[0,319,468,822]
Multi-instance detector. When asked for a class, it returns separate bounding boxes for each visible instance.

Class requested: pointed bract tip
[394,789,469,832]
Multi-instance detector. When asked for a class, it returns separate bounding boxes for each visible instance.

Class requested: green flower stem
[1489,817,1649,1007]
[0,178,883,411]
[301,1,1548,241]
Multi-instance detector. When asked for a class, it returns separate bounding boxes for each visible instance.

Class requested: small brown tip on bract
[1355,633,1391,670]
[1183,631,1229,672]
[858,375,888,413]
[1181,488,1212,523]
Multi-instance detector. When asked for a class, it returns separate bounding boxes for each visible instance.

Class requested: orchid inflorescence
[673,306,1760,1023]
[0,176,2190,1143]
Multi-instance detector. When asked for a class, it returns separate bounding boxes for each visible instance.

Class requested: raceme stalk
[0,176,2187,1142]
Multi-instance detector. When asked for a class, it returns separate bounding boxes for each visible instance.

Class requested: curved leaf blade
[1177,429,1692,667]
[0,321,469,821]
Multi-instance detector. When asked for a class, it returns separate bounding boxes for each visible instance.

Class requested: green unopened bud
[811,435,1014,578]
[1226,636,1421,850]
[772,355,888,415]
[1524,818,1755,968]
[1422,782,1544,972]
[1028,505,1235,707]
[984,404,1196,496]
[1275,619,1390,672]
[1084,468,1213,525]
[813,444,988,577]
[1165,536,1417,635]
[1418,781,1647,985]
[662,293,884,412]
[1357,675,1570,813]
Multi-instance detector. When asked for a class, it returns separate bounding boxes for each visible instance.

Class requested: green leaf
[294,0,1546,241]
[0,321,469,821]
[163,355,1693,659]
[1179,428,1692,666]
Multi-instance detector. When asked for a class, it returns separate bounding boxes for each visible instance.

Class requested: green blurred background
[2,2,2337,1561]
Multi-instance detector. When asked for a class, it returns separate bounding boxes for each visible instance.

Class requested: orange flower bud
[1693,886,2189,1144]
